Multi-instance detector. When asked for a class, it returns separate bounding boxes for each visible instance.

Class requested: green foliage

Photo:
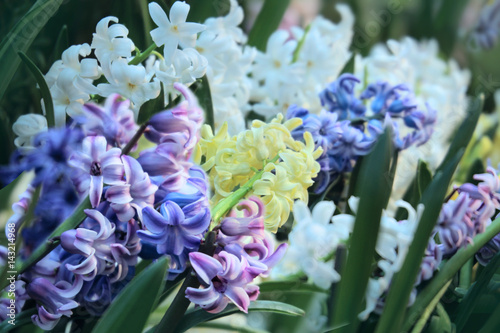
[195,75,214,129]
[0,0,63,103]
[247,0,291,51]
[18,51,54,127]
[330,130,395,332]
[91,257,169,333]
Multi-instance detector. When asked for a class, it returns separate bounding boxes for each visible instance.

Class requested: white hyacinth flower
[91,16,135,64]
[148,1,206,62]
[98,59,161,116]
[12,114,48,150]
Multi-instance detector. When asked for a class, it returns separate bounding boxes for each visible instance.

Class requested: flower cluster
[194,114,322,231]
[288,74,436,192]
[354,37,471,205]
[0,82,211,329]
[271,200,353,289]
[436,166,500,257]
[186,197,287,313]
[248,4,354,119]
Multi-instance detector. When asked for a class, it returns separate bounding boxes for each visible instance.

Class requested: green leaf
[478,301,500,333]
[454,252,500,331]
[195,322,269,333]
[92,257,169,333]
[375,151,462,333]
[195,75,214,129]
[52,24,68,62]
[187,0,230,23]
[258,281,329,294]
[18,52,54,127]
[396,160,432,221]
[417,161,432,198]
[247,0,291,51]
[375,95,484,333]
[173,300,305,333]
[340,54,356,75]
[426,303,452,333]
[0,0,63,103]
[410,281,451,333]
[137,84,165,124]
[403,215,500,332]
[331,129,394,332]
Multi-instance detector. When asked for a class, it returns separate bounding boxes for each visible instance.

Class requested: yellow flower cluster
[194,114,323,232]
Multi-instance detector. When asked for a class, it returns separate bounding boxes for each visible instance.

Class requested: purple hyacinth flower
[69,136,125,208]
[319,74,366,120]
[436,193,474,255]
[361,81,417,116]
[137,200,210,256]
[24,127,84,187]
[220,197,266,239]
[476,232,500,266]
[186,251,257,313]
[329,121,374,161]
[80,94,138,149]
[26,274,83,330]
[415,237,442,286]
[469,1,500,50]
[105,155,157,222]
[403,103,437,147]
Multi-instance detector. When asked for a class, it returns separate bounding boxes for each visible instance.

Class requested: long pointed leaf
[375,95,484,333]
[0,0,63,103]
[247,0,291,51]
[92,257,169,333]
[173,300,305,333]
[18,52,54,127]
[331,129,394,332]
[403,216,500,331]
[454,252,500,331]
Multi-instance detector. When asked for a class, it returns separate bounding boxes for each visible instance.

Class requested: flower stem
[128,43,157,66]
[122,123,148,155]
[154,231,217,333]
[210,154,280,226]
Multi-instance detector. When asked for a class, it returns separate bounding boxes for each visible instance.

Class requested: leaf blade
[92,257,169,333]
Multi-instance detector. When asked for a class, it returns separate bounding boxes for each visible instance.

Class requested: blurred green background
[1,0,499,166]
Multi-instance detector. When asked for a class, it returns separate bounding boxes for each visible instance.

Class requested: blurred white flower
[155,48,207,95]
[271,200,353,289]
[12,114,48,150]
[148,1,206,62]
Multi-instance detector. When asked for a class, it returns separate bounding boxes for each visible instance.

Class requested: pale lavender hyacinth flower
[26,274,83,330]
[105,155,157,222]
[186,251,259,313]
[60,209,140,282]
[80,94,138,149]
[69,136,125,207]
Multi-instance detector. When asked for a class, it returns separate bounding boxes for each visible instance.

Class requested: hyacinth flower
[79,94,138,148]
[105,155,157,222]
[138,200,210,260]
[435,167,500,256]
[360,81,417,117]
[187,251,258,313]
[69,135,125,208]
[319,73,366,120]
[186,197,287,313]
[289,74,437,193]
[26,274,83,330]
